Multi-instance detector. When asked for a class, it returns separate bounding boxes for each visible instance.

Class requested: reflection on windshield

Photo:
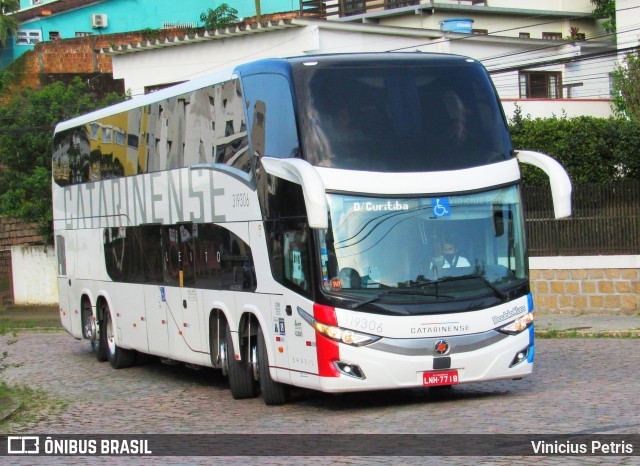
[318,187,526,304]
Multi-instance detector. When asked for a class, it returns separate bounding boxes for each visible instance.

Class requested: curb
[0,396,21,422]
[535,329,640,338]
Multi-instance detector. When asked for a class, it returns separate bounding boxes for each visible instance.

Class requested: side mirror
[516,150,572,219]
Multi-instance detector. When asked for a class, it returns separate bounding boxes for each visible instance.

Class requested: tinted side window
[263,180,313,298]
[53,79,252,187]
[104,227,135,282]
[195,224,256,291]
[162,224,196,287]
[269,219,312,295]
[242,73,300,158]
[56,235,66,276]
[103,223,255,290]
[213,79,251,173]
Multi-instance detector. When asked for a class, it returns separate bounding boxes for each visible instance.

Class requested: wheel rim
[82,302,94,341]
[219,340,228,376]
[106,312,116,355]
[251,342,259,381]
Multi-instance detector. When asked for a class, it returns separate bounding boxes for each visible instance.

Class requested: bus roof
[55,52,478,133]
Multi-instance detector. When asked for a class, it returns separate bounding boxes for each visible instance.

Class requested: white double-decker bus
[52,53,571,405]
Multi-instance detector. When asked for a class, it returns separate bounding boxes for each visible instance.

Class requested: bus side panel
[180,287,206,365]
[56,230,76,337]
[110,282,148,352]
[160,285,188,361]
[268,293,324,390]
[162,284,208,366]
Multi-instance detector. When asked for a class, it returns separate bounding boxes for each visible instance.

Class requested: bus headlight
[498,312,534,335]
[298,307,381,347]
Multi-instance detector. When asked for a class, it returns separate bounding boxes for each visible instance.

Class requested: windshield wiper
[434,273,509,302]
[350,289,453,310]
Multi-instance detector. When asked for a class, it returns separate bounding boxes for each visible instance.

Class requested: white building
[321,0,618,118]
[104,0,622,119]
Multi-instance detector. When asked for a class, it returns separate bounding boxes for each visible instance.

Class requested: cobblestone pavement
[1,332,639,465]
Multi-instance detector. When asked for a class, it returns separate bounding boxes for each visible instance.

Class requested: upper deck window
[294,60,512,172]
[52,78,250,186]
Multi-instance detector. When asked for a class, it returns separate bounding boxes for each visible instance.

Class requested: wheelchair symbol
[432,198,450,217]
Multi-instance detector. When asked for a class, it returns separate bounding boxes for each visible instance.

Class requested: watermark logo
[7,436,39,455]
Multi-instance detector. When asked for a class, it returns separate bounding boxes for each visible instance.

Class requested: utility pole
[255,0,261,22]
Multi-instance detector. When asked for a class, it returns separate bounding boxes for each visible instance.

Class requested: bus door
[55,232,77,337]
[144,285,169,358]
[162,224,202,362]
[267,295,293,384]
[273,229,316,384]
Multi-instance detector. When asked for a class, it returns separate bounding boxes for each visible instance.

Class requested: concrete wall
[530,256,640,313]
[11,248,639,311]
[11,245,58,305]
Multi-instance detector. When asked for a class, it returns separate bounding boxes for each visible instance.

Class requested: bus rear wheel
[257,326,290,405]
[225,324,259,399]
[87,299,107,362]
[103,303,135,369]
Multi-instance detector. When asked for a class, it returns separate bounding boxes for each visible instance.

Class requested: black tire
[103,303,136,369]
[89,300,107,362]
[225,324,259,399]
[257,326,290,405]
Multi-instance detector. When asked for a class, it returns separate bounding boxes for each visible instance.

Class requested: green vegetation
[591,0,616,34]
[610,51,640,121]
[0,305,64,427]
[536,329,640,339]
[0,305,61,333]
[141,27,162,41]
[200,3,240,30]
[0,0,19,47]
[0,77,127,242]
[508,107,640,185]
[0,383,64,428]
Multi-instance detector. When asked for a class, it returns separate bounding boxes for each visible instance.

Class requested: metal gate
[0,249,13,304]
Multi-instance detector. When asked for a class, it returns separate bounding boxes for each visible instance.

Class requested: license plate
[423,370,459,387]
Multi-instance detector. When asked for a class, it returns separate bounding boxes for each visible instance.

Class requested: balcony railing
[300,1,487,20]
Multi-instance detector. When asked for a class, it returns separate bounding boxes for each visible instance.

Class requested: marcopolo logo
[492,305,527,325]
[353,201,409,212]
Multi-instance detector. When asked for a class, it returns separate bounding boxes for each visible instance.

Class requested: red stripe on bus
[316,333,340,377]
[314,303,340,377]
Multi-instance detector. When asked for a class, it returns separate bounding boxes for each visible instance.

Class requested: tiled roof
[102,19,301,55]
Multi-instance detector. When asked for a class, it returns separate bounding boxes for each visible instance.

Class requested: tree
[610,51,640,121]
[0,78,127,241]
[200,3,240,30]
[0,0,19,47]
[591,0,616,34]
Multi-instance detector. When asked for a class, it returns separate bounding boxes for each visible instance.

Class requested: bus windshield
[317,186,527,310]
[294,60,512,172]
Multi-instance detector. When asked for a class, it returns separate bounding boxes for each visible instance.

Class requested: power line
[487,44,639,74]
